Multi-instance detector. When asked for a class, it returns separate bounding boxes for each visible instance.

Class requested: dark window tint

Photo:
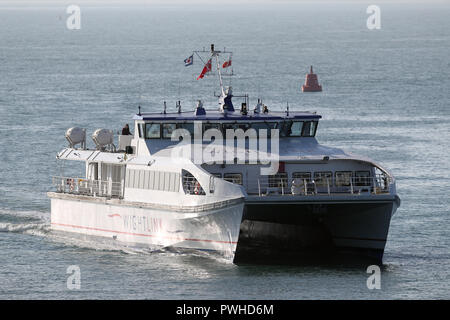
[162,123,177,139]
[145,123,161,139]
[302,121,318,137]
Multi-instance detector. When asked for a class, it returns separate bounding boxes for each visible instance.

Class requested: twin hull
[49,193,398,263]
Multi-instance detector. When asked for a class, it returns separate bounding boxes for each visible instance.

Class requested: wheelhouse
[133,110,321,141]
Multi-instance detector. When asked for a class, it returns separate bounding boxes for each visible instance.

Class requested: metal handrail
[182,175,206,195]
[52,176,123,198]
[245,174,390,196]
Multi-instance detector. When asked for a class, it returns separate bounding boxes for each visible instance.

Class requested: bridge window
[145,123,161,139]
[162,123,177,139]
[314,171,332,187]
[335,171,353,187]
[224,173,243,185]
[250,122,277,130]
[302,121,318,137]
[178,123,195,136]
[222,123,238,131]
[203,123,222,133]
[280,121,318,137]
[289,121,304,137]
[250,122,277,137]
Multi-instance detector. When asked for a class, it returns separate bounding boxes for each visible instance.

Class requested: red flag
[197,59,212,80]
[222,59,232,68]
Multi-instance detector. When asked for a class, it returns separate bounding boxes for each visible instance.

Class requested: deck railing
[182,175,206,195]
[52,176,123,198]
[247,174,390,197]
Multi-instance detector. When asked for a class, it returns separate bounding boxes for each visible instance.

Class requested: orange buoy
[301,66,322,92]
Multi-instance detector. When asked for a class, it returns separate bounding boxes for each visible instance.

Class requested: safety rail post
[372,176,376,194]
[108,180,113,198]
[326,178,330,195]
[258,179,261,197]
[209,176,215,194]
[350,177,354,194]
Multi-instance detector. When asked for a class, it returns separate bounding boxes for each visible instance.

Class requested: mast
[190,44,235,113]
[211,44,225,98]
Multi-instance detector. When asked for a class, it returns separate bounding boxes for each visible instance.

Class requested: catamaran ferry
[48,45,400,264]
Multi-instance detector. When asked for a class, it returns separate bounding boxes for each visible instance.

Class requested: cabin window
[269,173,288,188]
[224,173,243,185]
[292,172,311,182]
[335,171,353,187]
[162,123,177,139]
[289,121,304,137]
[145,123,161,139]
[355,171,371,186]
[314,171,332,187]
[302,121,318,137]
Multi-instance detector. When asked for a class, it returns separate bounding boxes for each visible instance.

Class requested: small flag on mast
[222,54,232,68]
[184,55,193,66]
[197,59,212,80]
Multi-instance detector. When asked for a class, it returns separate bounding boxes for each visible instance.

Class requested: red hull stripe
[51,222,237,244]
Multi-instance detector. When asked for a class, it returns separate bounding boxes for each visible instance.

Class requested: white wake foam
[0,208,50,236]
[0,221,50,235]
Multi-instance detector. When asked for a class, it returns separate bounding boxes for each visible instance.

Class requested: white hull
[49,193,244,258]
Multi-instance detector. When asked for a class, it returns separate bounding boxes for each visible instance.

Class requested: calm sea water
[0,2,449,299]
